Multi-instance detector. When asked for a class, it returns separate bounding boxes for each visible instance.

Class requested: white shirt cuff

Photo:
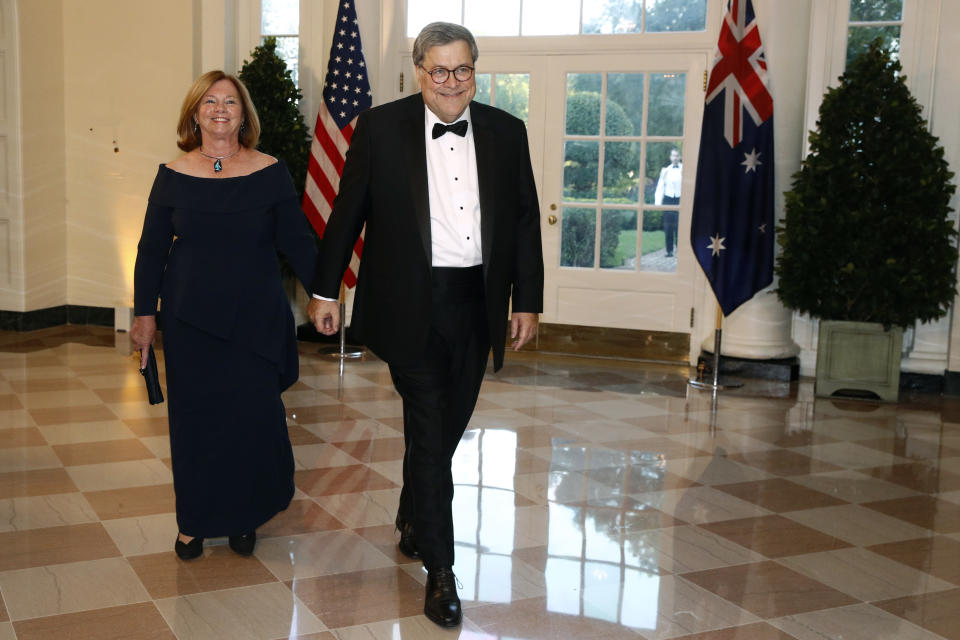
[312,294,338,302]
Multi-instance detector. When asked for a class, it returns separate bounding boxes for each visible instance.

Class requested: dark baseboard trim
[901,371,945,394]
[531,322,690,363]
[697,353,800,382]
[0,305,114,331]
[945,371,960,396]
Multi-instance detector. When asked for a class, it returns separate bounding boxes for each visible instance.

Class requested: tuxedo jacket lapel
[401,99,432,266]
[471,105,496,276]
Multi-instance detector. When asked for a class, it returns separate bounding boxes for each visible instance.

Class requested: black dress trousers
[388,265,490,571]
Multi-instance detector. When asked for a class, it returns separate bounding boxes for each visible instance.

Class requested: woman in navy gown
[130,70,317,560]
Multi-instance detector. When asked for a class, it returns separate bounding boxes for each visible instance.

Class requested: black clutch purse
[139,345,164,405]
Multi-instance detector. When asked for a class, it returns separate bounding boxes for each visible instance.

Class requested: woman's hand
[130,315,157,369]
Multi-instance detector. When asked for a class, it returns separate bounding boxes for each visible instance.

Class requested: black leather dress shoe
[174,535,204,560]
[424,567,462,627]
[395,515,419,560]
[228,532,256,556]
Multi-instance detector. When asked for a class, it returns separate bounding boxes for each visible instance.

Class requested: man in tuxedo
[307,22,543,628]
[655,147,682,257]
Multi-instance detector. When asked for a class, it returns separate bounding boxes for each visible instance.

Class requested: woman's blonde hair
[176,70,261,151]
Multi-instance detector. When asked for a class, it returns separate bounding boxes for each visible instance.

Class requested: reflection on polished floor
[1,325,960,639]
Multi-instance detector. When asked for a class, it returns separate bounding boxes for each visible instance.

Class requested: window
[262,0,300,85]
[846,0,903,65]
[474,73,530,123]
[406,0,707,37]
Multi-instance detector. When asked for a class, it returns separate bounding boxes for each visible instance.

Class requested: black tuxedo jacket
[311,93,544,371]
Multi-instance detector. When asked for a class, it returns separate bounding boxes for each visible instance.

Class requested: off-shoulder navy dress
[133,160,317,537]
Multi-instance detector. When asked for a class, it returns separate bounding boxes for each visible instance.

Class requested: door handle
[548,215,557,225]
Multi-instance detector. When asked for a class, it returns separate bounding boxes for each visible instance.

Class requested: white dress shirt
[655,163,683,205]
[424,106,482,267]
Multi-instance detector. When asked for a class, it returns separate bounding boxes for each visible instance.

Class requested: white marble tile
[368,459,404,486]
[313,488,402,528]
[0,446,61,472]
[797,441,906,469]
[634,487,771,524]
[65,458,173,491]
[139,435,171,459]
[0,492,98,532]
[344,399,404,420]
[281,388,341,407]
[101,512,179,556]
[478,391,569,409]
[38,420,137,445]
[17,389,104,409]
[0,557,150,620]
[789,469,920,503]
[663,453,775,485]
[771,603,947,640]
[467,408,547,429]
[577,398,670,421]
[0,409,35,428]
[633,525,764,574]
[256,530,394,581]
[331,615,486,639]
[155,582,326,640]
[298,372,379,391]
[784,504,934,546]
[303,418,401,442]
[778,547,955,602]
[105,402,170,420]
[292,443,361,470]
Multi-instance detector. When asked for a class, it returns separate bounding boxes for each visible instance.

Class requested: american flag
[690,0,774,316]
[302,0,372,288]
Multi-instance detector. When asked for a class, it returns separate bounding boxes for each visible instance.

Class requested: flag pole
[688,300,742,391]
[320,281,364,360]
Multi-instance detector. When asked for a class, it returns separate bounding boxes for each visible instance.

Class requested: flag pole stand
[688,305,742,392]
[319,282,364,360]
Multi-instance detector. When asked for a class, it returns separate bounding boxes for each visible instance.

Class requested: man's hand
[308,298,341,336]
[510,312,538,351]
[130,315,157,369]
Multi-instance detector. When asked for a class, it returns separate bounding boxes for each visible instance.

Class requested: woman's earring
[194,121,200,134]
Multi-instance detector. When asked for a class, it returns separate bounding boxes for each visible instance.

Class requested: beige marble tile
[292,443,362,470]
[343,399,404,420]
[0,410,36,429]
[513,470,589,504]
[634,525,764,574]
[635,487,771,525]
[38,420,137,445]
[138,435,170,459]
[797,441,906,470]
[313,488,402,528]
[105,402,169,420]
[789,469,920,503]
[101,512,179,556]
[676,430,779,455]
[0,492,98,532]
[330,615,486,639]
[0,623,13,640]
[771,603,947,640]
[778,547,955,602]
[367,460,404,486]
[282,388,342,408]
[467,408,548,429]
[303,419,400,442]
[784,504,934,546]
[17,389,104,409]
[0,446,61,472]
[578,398,671,421]
[478,390,569,409]
[66,459,173,492]
[155,582,326,640]
[0,557,149,620]
[256,530,394,581]
[664,455,775,486]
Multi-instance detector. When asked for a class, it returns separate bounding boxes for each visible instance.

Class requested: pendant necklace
[198,146,241,173]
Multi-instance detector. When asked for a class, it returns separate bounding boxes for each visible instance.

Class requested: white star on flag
[741,148,762,173]
[708,234,727,256]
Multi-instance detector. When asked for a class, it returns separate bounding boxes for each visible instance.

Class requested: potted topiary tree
[776,40,957,401]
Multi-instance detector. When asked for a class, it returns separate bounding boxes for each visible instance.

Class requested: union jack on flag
[302,0,372,289]
[690,0,774,316]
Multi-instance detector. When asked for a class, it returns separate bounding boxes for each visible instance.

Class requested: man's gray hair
[412,22,479,66]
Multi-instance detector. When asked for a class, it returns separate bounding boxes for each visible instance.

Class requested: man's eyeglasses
[420,65,474,84]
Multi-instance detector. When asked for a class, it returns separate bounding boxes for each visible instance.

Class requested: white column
[701,0,808,360]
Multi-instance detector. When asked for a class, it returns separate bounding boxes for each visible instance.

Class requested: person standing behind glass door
[655,147,682,257]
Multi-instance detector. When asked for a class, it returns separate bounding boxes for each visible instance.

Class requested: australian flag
[690,0,774,316]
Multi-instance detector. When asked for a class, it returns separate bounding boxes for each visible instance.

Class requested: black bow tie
[432,120,468,139]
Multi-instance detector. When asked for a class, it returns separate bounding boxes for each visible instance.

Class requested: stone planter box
[815,320,902,402]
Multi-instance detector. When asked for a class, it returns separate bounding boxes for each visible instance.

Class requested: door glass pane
[640,210,677,272]
[561,208,597,268]
[475,74,492,104]
[566,74,602,135]
[271,36,300,86]
[465,0,520,36]
[849,0,903,22]
[647,73,685,136]
[847,25,901,63]
[603,142,639,203]
[495,74,530,123]
[407,0,461,36]
[261,0,298,34]
[645,0,707,32]
[645,142,683,205]
[600,210,637,270]
[523,0,580,35]
[582,0,642,34]
[565,141,599,201]
[606,74,644,135]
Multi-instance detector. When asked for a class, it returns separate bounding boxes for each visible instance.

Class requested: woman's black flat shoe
[174,535,204,560]
[228,532,256,556]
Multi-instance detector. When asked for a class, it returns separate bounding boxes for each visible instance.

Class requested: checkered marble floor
[1,325,960,639]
